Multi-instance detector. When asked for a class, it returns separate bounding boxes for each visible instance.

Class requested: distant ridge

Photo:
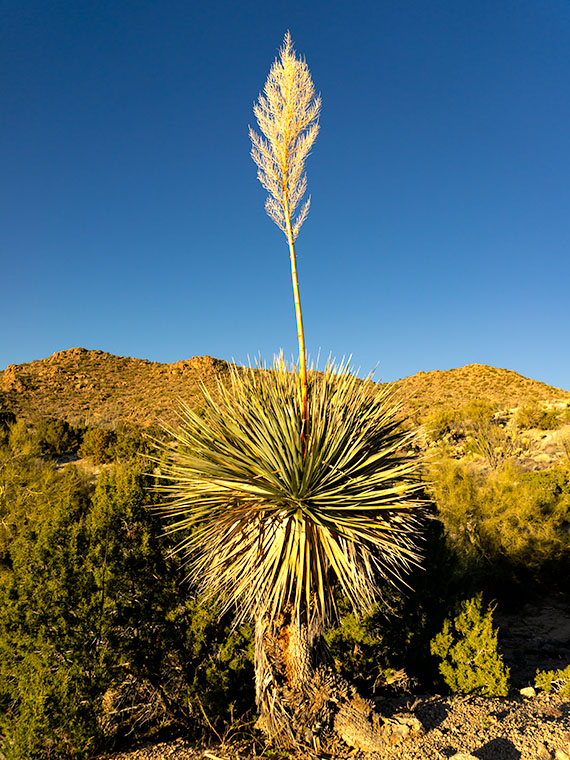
[0,348,230,428]
[392,363,570,420]
[1,349,568,428]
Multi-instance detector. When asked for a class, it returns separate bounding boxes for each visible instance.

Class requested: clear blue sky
[2,0,569,389]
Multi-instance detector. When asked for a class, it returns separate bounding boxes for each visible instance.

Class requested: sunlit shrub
[78,427,117,463]
[535,665,570,696]
[424,406,459,441]
[516,401,561,431]
[429,459,570,589]
[459,399,497,426]
[430,594,510,696]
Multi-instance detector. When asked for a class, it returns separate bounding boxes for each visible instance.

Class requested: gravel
[99,692,570,760]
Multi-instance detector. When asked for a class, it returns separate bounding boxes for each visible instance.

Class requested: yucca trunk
[254,613,313,745]
[254,610,421,753]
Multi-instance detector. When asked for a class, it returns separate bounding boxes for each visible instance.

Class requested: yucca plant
[159,34,425,751]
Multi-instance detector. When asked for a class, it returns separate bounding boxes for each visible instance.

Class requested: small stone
[392,712,423,735]
[520,686,536,697]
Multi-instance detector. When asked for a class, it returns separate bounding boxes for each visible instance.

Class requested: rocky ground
[99,690,570,760]
[495,592,570,688]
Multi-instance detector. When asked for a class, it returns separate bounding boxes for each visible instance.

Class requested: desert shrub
[561,434,570,463]
[535,664,570,696]
[429,459,570,590]
[0,652,100,760]
[428,459,486,575]
[172,597,254,734]
[518,466,570,502]
[0,467,101,759]
[516,401,561,431]
[326,601,406,692]
[78,427,117,463]
[6,419,34,456]
[0,436,84,563]
[0,411,16,446]
[34,417,83,458]
[424,406,459,441]
[430,595,510,696]
[88,464,254,739]
[538,408,561,430]
[463,423,518,469]
[0,457,254,758]
[424,401,518,469]
[326,519,469,692]
[459,399,497,426]
[111,425,153,460]
[327,601,432,694]
[456,400,518,469]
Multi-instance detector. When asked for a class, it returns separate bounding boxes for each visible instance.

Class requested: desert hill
[0,348,230,428]
[1,348,569,429]
[392,363,570,420]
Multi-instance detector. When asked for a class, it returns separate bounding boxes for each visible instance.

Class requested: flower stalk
[250,32,321,450]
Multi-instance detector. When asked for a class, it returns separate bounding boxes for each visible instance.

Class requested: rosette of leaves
[159,360,424,630]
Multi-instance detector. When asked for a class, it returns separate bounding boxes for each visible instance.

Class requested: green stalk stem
[284,196,308,454]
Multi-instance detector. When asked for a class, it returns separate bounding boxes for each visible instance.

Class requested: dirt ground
[99,691,570,760]
[495,591,570,689]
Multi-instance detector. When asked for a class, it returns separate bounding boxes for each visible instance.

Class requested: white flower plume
[250,32,321,240]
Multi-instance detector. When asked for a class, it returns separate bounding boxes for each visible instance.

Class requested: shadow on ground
[474,737,521,759]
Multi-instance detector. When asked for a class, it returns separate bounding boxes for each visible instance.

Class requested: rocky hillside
[393,363,570,420]
[0,348,230,428]
[1,348,569,430]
